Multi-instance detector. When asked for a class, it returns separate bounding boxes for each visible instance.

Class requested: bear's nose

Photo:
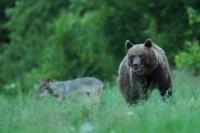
[133,64,140,71]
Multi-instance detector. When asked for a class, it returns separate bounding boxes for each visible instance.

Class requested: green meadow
[1,71,200,133]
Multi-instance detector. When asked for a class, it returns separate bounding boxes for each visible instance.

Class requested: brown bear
[118,39,172,104]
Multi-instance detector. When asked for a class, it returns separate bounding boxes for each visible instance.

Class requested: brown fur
[118,39,172,104]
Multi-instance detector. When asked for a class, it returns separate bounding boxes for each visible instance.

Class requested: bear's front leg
[158,74,172,98]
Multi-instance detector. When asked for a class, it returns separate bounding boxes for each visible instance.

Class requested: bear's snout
[133,64,140,71]
[132,56,141,71]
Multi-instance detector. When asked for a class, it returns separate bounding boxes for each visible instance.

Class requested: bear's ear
[125,40,133,50]
[144,39,153,48]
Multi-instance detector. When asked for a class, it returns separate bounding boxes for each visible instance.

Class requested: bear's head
[125,39,159,75]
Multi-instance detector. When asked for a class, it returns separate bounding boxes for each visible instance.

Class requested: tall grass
[0,71,200,133]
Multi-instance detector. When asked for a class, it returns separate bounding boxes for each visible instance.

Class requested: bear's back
[152,43,171,73]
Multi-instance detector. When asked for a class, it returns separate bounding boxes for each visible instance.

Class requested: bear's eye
[139,55,145,59]
[138,55,143,57]
[132,55,136,60]
[130,55,135,59]
[128,55,134,66]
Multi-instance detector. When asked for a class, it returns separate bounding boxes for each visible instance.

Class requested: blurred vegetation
[175,41,200,74]
[0,0,200,93]
[0,0,14,44]
[1,71,200,133]
[175,7,200,74]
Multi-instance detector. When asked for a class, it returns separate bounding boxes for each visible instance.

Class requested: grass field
[0,71,200,133]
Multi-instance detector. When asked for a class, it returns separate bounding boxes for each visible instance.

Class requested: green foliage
[0,0,117,93]
[0,0,15,44]
[175,41,200,74]
[1,1,200,93]
[49,7,115,78]
[0,71,200,133]
[175,7,200,74]
[187,7,200,25]
[0,0,70,92]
